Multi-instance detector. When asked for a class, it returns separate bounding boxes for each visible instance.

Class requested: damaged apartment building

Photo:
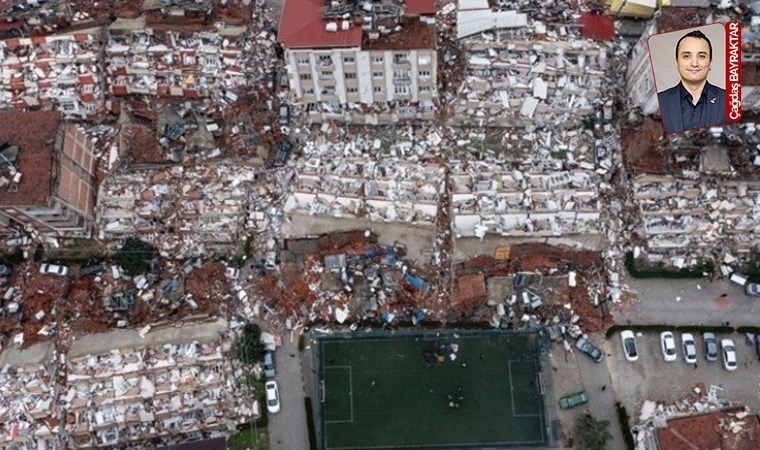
[631,124,760,265]
[277,0,438,123]
[0,110,97,236]
[0,26,104,119]
[282,151,443,260]
[96,164,260,254]
[450,160,605,259]
[450,0,611,127]
[105,18,253,99]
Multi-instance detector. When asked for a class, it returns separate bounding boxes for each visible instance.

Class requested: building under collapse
[278,0,438,123]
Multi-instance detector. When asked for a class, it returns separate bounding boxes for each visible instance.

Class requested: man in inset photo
[657,30,726,133]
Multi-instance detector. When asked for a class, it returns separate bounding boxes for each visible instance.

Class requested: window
[373,71,383,78]
[345,72,356,79]
[373,86,382,93]
[393,70,410,80]
[297,56,309,65]
[320,71,333,78]
[343,56,355,64]
[318,55,332,65]
[347,87,358,93]
[420,86,431,93]
[304,88,314,95]
[321,87,336,96]
[394,84,410,95]
[419,70,431,78]
[299,73,311,80]
[394,53,408,64]
[372,56,383,64]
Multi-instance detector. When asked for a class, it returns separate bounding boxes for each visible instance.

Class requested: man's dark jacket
[657,81,726,133]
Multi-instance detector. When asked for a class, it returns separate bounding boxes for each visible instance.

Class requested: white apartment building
[278,0,437,121]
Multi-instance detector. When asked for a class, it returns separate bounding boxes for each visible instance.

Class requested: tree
[746,253,760,283]
[114,238,156,276]
[235,323,265,365]
[576,413,612,450]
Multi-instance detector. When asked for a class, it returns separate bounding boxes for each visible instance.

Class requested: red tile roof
[278,0,362,49]
[405,0,435,15]
[0,111,59,207]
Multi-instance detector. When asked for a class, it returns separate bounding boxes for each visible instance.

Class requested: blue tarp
[405,273,430,290]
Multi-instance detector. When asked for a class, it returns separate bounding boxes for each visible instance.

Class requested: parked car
[721,338,737,371]
[279,103,290,127]
[621,330,639,361]
[746,282,760,296]
[79,262,105,277]
[0,264,11,277]
[681,333,697,364]
[39,263,69,277]
[559,391,588,410]
[265,381,280,413]
[225,267,240,280]
[575,337,604,363]
[263,350,276,378]
[703,332,718,361]
[754,334,760,361]
[660,331,677,362]
[273,140,292,167]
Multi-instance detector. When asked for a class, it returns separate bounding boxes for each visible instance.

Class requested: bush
[0,248,23,266]
[625,251,713,279]
[114,238,156,276]
[235,323,265,365]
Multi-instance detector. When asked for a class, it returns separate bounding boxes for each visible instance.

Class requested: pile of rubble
[0,360,58,449]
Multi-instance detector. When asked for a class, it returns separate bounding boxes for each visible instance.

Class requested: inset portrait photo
[648,24,727,134]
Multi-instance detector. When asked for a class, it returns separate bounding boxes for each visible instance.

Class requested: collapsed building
[0,111,97,236]
[278,0,438,123]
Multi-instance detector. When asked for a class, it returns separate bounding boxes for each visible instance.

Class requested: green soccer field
[316,331,547,449]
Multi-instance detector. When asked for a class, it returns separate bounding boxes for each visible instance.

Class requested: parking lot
[607,330,760,417]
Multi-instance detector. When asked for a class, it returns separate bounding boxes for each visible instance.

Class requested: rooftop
[658,410,760,450]
[404,0,435,15]
[0,111,60,208]
[362,17,436,50]
[278,0,362,49]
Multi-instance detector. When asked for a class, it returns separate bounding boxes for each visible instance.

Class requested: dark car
[755,334,760,361]
[0,264,11,277]
[274,140,292,167]
[559,391,588,410]
[575,337,604,363]
[79,262,105,277]
[703,332,718,362]
[279,103,290,127]
[263,350,276,378]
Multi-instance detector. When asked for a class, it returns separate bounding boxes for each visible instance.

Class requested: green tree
[576,413,612,450]
[746,254,760,283]
[114,238,156,276]
[235,323,265,365]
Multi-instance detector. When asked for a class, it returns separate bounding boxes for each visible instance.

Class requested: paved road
[268,336,310,450]
[613,275,759,327]
[576,346,628,450]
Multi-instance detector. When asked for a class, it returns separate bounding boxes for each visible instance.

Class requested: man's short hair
[675,30,713,61]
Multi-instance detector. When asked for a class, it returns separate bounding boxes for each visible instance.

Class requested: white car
[225,267,240,280]
[660,331,677,362]
[265,381,280,413]
[721,339,737,371]
[39,263,69,277]
[621,330,639,361]
[681,333,697,364]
